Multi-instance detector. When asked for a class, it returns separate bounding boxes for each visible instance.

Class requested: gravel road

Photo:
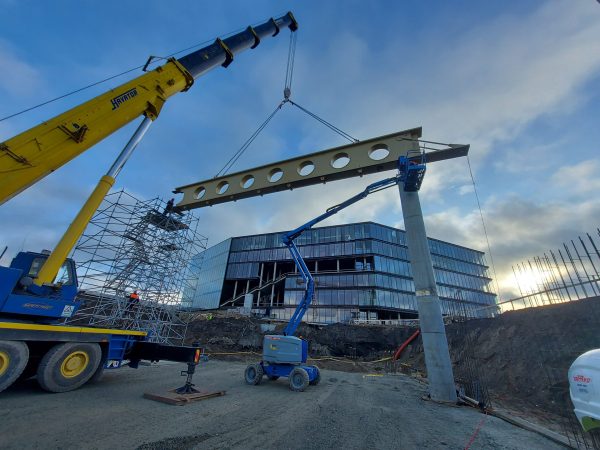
[0,360,565,450]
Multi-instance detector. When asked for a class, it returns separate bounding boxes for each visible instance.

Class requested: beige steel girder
[174,127,467,210]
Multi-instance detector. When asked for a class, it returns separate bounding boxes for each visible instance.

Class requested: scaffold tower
[66,190,207,344]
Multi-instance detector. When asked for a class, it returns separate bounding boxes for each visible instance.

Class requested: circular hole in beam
[241,175,255,189]
[331,152,350,169]
[368,143,390,160]
[298,160,315,176]
[268,168,284,183]
[194,186,206,200]
[216,181,229,195]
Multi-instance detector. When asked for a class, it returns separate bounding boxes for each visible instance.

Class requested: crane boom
[0,12,297,205]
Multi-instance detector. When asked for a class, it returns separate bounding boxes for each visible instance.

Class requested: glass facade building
[188,222,497,323]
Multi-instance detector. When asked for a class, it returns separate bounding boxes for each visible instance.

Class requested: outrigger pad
[143,389,226,406]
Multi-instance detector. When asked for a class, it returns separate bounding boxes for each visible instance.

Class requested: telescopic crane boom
[0,12,297,205]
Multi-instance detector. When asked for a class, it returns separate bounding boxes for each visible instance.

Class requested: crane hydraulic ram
[0,12,297,205]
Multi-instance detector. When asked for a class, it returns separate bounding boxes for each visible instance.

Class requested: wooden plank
[144,390,226,406]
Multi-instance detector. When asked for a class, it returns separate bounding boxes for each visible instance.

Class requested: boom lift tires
[309,366,321,386]
[0,340,29,393]
[36,342,102,393]
[244,363,264,385]
[289,367,309,392]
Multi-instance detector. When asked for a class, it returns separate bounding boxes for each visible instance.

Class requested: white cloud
[0,40,44,98]
[552,159,600,195]
[2,1,600,306]
[421,195,600,299]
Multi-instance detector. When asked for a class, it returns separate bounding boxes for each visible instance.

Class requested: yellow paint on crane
[0,321,147,336]
[34,174,115,285]
[0,351,9,376]
[60,350,89,378]
[0,59,194,205]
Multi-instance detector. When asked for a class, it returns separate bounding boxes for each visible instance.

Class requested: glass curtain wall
[191,222,497,322]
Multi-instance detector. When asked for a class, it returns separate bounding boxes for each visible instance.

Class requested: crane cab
[0,251,79,320]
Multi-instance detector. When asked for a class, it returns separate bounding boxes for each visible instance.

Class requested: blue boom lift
[244,153,426,391]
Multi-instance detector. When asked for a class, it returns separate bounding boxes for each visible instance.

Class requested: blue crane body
[244,154,426,391]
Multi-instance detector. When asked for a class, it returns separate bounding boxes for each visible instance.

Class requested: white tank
[569,349,600,432]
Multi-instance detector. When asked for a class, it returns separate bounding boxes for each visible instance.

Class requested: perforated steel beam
[174,127,468,210]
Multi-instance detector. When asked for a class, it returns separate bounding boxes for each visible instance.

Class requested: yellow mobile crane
[1,12,297,286]
[0,13,297,394]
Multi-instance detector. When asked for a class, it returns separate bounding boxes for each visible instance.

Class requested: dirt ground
[0,360,564,450]
[186,298,600,438]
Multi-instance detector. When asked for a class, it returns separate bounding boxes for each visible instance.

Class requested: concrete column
[233,280,238,299]
[257,263,264,307]
[399,186,457,403]
[270,262,277,307]
[337,259,340,272]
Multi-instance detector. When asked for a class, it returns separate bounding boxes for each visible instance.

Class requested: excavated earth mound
[185,297,600,432]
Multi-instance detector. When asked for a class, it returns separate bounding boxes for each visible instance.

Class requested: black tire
[37,343,101,393]
[0,341,29,393]
[88,357,107,384]
[309,366,321,386]
[289,367,309,392]
[17,357,39,382]
[268,375,280,381]
[244,363,264,385]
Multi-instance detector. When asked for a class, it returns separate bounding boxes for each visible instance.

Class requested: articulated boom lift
[244,155,426,391]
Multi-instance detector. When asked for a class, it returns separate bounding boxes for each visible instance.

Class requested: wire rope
[0,13,288,123]
[215,27,358,176]
[214,101,286,178]
[466,155,502,301]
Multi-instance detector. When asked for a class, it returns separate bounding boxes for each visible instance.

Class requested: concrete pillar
[399,186,457,403]
[257,263,264,307]
[270,262,277,307]
[233,280,238,299]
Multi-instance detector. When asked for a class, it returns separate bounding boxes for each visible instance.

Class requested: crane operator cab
[0,251,79,321]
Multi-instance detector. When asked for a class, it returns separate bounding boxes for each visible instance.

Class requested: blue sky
[1,0,600,299]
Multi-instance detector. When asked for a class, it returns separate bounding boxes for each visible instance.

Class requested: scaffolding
[66,190,207,344]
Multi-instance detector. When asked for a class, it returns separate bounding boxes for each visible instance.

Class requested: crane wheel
[37,343,101,393]
[309,366,321,386]
[289,367,309,392]
[0,340,29,393]
[244,363,264,385]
